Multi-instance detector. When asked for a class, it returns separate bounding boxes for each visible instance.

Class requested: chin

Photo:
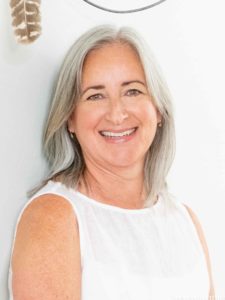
[106,153,145,169]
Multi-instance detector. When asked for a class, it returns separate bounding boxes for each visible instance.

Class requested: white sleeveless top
[8,180,210,300]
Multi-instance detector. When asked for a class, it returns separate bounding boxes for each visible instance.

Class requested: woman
[9,25,214,299]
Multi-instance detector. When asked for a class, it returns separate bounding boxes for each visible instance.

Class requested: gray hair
[32,25,176,207]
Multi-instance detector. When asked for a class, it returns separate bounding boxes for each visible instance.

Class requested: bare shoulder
[183,204,211,257]
[183,204,215,298]
[12,194,81,300]
[183,204,205,238]
[16,193,79,232]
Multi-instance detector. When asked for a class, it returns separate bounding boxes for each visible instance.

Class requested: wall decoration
[10,0,41,44]
[9,0,167,44]
[82,0,167,13]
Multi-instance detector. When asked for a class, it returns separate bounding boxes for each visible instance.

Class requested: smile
[99,127,137,138]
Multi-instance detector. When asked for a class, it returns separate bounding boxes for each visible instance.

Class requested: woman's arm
[11,194,81,300]
[184,204,215,300]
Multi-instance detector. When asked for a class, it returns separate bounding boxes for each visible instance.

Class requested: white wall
[1,0,224,298]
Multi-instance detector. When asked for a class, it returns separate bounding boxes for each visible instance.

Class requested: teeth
[100,128,136,137]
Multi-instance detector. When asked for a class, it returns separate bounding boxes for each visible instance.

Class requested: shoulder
[183,204,215,297]
[183,204,203,234]
[22,193,77,225]
[182,203,208,254]
[12,194,81,299]
[15,193,79,241]
[13,193,80,256]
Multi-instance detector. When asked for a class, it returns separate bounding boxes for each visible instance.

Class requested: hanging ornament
[82,0,167,13]
[10,0,42,44]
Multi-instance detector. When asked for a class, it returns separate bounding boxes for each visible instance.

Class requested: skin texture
[12,194,81,300]
[68,42,161,209]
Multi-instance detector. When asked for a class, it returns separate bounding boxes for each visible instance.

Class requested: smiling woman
[8,25,214,300]
[67,42,161,172]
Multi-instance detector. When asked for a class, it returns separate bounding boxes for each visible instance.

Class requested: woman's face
[68,42,161,170]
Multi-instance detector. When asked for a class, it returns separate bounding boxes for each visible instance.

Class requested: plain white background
[1,0,224,299]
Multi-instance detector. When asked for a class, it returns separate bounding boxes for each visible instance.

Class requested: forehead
[82,42,146,83]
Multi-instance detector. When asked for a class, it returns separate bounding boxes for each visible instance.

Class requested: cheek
[136,102,159,126]
[139,107,159,146]
[73,106,102,135]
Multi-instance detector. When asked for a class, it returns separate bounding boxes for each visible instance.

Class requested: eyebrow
[122,80,146,87]
[81,80,146,96]
[81,85,105,96]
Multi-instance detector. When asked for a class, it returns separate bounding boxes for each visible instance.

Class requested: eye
[126,89,142,96]
[86,93,104,101]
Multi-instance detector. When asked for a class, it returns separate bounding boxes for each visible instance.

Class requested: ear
[67,111,75,133]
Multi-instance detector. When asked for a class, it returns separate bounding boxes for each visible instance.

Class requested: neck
[78,160,147,209]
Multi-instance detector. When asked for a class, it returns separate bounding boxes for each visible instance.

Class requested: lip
[98,127,138,143]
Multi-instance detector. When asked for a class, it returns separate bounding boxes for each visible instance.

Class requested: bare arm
[12,194,81,300]
[184,204,215,300]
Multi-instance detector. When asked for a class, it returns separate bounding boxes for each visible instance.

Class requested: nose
[105,99,128,125]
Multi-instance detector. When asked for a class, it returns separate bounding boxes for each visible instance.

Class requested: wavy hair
[31,25,176,207]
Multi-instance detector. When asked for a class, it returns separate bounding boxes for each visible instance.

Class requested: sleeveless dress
[8,180,210,300]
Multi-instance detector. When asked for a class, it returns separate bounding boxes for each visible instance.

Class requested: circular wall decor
[83,0,168,13]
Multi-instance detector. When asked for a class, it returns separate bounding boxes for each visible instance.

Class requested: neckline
[50,180,162,214]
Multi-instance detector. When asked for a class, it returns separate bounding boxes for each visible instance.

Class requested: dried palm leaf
[10,0,41,44]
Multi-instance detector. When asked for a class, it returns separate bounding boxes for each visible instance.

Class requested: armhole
[183,204,215,297]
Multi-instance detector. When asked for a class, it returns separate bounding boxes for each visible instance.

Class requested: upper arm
[183,204,215,299]
[12,194,81,300]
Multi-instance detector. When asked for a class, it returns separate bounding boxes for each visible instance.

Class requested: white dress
[8,180,210,300]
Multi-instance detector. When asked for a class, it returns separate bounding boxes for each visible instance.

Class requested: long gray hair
[32,25,176,207]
